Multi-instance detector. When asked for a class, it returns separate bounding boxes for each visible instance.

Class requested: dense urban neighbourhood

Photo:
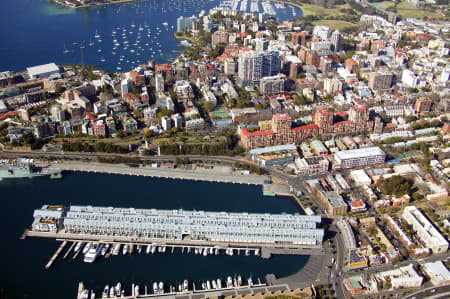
[1,0,450,298]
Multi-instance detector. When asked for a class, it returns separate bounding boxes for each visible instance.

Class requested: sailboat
[101,56,106,62]
[63,44,70,54]
[88,39,94,46]
[94,30,100,39]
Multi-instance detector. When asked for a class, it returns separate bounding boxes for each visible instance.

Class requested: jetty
[45,240,67,269]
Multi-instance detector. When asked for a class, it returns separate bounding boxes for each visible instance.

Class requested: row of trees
[62,141,129,153]
[159,142,228,155]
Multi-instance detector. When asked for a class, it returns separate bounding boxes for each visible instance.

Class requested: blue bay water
[0,0,302,73]
[0,172,308,299]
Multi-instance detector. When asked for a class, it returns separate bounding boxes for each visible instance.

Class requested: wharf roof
[27,63,59,77]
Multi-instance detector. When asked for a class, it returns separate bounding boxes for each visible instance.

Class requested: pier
[45,240,67,269]
[76,281,281,299]
[63,241,76,259]
[46,162,268,186]
[24,230,325,256]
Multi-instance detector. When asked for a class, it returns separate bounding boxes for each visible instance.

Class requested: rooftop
[27,63,59,77]
[335,147,385,160]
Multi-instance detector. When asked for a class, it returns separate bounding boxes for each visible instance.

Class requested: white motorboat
[153,282,158,294]
[212,280,217,289]
[84,243,103,263]
[217,278,222,289]
[237,275,242,286]
[109,286,115,298]
[82,243,92,255]
[123,244,129,255]
[248,277,253,287]
[158,282,164,294]
[74,242,84,253]
[183,280,188,292]
[215,248,219,255]
[254,249,260,256]
[146,245,151,254]
[151,246,156,254]
[134,285,139,296]
[206,280,211,290]
[101,244,110,256]
[115,282,121,295]
[245,249,250,256]
[113,244,120,256]
[203,248,208,256]
[102,285,109,298]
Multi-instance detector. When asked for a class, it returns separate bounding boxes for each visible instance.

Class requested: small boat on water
[146,245,151,254]
[74,242,84,253]
[137,245,142,253]
[63,44,70,54]
[109,286,115,298]
[183,280,188,292]
[82,243,92,255]
[245,249,250,256]
[203,248,208,256]
[237,275,242,286]
[113,244,120,256]
[102,285,109,298]
[248,277,253,287]
[115,283,121,296]
[212,280,217,289]
[101,244,110,256]
[95,30,100,39]
[134,285,139,296]
[122,244,128,255]
[215,248,219,255]
[90,290,95,299]
[151,245,156,254]
[153,282,158,294]
[254,249,260,256]
[158,282,164,294]
[50,172,63,179]
[206,280,211,290]
[217,278,222,289]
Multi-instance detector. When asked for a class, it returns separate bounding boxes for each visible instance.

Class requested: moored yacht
[84,243,103,263]
[102,285,109,298]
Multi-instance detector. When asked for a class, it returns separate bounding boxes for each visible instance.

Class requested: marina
[4,172,308,299]
[0,0,302,72]
[76,279,279,299]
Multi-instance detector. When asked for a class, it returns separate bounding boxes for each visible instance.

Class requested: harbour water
[0,172,308,298]
[0,0,302,73]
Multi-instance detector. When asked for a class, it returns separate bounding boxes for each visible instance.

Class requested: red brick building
[240,108,373,149]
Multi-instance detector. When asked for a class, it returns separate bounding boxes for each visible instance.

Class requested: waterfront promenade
[44,162,269,185]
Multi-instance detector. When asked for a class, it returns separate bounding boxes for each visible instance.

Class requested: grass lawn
[312,20,359,31]
[374,0,444,19]
[299,3,353,18]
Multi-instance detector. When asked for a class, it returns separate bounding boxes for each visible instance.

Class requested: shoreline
[53,0,305,13]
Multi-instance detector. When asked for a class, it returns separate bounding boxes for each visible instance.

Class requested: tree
[55,86,66,94]
[144,129,153,139]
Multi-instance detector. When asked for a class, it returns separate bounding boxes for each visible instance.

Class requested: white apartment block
[402,206,448,253]
[334,147,386,169]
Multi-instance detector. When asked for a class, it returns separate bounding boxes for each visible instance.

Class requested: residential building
[402,69,419,88]
[334,147,386,169]
[211,31,229,48]
[57,205,325,245]
[259,74,285,94]
[295,156,329,175]
[402,206,449,253]
[331,30,341,51]
[161,116,172,131]
[238,50,281,83]
[368,71,393,90]
[155,73,164,92]
[422,261,450,286]
[177,15,197,32]
[376,264,423,289]
[312,26,330,41]
[414,98,432,114]
[324,78,342,94]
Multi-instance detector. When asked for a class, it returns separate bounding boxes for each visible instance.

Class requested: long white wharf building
[60,205,324,246]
